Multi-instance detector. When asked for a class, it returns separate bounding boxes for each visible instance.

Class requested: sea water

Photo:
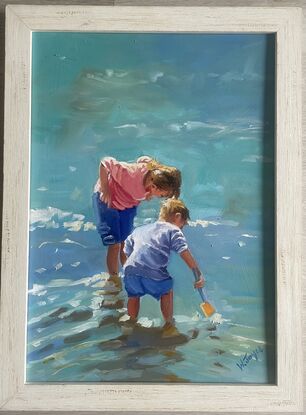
[27,33,275,383]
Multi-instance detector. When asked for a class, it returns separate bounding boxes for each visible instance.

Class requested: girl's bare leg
[127,297,140,320]
[120,242,126,266]
[106,243,120,275]
[106,244,121,288]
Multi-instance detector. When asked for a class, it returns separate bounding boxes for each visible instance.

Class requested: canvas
[26,32,276,384]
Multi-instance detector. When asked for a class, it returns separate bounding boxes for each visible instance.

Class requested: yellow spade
[194,277,215,318]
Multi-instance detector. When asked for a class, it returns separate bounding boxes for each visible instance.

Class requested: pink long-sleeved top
[94,156,152,210]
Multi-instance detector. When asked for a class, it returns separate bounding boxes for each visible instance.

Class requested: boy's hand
[194,275,205,289]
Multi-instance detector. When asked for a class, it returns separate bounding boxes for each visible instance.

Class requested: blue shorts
[92,192,137,246]
[124,275,173,300]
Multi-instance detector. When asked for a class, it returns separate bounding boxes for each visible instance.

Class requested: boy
[122,198,205,336]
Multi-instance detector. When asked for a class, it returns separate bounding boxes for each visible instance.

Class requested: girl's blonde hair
[159,198,190,222]
[146,159,181,198]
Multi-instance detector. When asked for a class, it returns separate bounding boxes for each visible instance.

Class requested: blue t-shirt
[123,221,188,280]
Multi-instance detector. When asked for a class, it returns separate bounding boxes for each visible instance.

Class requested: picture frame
[0,4,303,413]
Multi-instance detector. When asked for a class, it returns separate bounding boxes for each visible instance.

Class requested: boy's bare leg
[160,290,180,337]
[160,290,174,323]
[127,297,140,320]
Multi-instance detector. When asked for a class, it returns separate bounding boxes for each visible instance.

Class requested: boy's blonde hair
[147,159,181,198]
[159,198,190,222]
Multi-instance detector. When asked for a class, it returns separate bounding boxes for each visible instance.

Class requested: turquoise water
[27,33,275,383]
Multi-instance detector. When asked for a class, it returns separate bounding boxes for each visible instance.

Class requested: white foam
[168,123,182,132]
[30,207,71,224]
[47,295,59,303]
[70,273,107,287]
[114,123,138,129]
[238,241,246,247]
[232,334,265,345]
[242,155,263,163]
[222,257,231,260]
[208,72,219,78]
[30,207,87,232]
[37,186,48,191]
[219,71,244,83]
[119,314,131,323]
[69,166,77,172]
[115,71,128,78]
[243,154,272,163]
[106,69,114,77]
[188,219,210,228]
[71,262,81,268]
[48,279,72,287]
[117,308,128,314]
[28,284,47,296]
[114,123,151,137]
[89,297,102,310]
[174,314,201,324]
[137,317,154,328]
[184,121,225,131]
[150,71,164,82]
[191,312,201,321]
[35,267,47,274]
[63,220,83,232]
[229,349,243,357]
[209,313,229,325]
[218,220,239,227]
[38,241,52,248]
[31,319,99,348]
[32,340,43,347]
[188,219,239,228]
[84,222,96,231]
[54,262,63,271]
[241,233,257,239]
[68,300,82,308]
[28,309,52,325]
[30,221,59,232]
[230,322,255,329]
[61,238,86,248]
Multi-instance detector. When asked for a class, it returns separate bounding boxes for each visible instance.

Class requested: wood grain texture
[4,4,290,32]
[0,2,304,414]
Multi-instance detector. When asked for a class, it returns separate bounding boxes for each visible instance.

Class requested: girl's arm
[99,162,111,207]
[180,249,205,288]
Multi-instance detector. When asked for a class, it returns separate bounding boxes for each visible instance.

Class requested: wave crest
[30,207,95,232]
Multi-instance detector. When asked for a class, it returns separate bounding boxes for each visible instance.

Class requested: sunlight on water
[27,33,275,383]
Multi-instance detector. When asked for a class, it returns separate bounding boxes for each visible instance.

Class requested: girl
[92,156,181,289]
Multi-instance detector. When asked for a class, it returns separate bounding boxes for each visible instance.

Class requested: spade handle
[197,287,209,303]
[193,271,209,303]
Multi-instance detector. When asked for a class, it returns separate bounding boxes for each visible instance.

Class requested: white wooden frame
[0,5,303,413]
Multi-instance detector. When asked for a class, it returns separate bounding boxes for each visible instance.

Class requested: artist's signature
[236,346,264,371]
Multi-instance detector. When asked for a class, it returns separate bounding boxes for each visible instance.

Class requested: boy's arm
[180,249,205,288]
[121,251,128,266]
[122,235,134,265]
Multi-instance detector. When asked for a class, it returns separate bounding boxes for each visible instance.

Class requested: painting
[27,32,276,384]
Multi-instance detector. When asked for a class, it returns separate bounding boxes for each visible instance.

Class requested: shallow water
[27,33,275,383]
